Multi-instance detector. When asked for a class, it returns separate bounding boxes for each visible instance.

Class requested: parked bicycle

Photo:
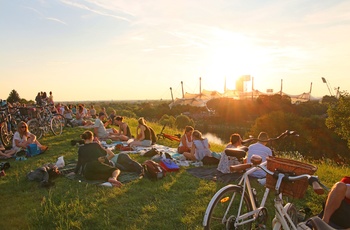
[203,131,332,230]
[0,100,18,148]
[156,124,181,142]
[27,104,64,139]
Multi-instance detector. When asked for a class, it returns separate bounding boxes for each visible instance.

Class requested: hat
[99,112,105,117]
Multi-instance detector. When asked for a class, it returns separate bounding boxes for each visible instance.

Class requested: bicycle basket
[266,156,317,199]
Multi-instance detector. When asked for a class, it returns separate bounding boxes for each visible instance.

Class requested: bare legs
[322,182,349,223]
[108,169,122,188]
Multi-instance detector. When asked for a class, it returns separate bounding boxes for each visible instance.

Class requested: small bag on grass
[142,160,166,180]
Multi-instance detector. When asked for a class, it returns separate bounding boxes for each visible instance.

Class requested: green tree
[175,114,194,130]
[326,91,350,147]
[7,89,21,103]
[158,114,176,128]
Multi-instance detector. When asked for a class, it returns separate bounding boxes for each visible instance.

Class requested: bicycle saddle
[225,147,248,158]
[306,216,336,230]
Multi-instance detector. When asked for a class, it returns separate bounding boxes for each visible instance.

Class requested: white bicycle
[203,132,333,230]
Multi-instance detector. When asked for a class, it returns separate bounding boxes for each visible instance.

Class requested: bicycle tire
[27,119,43,139]
[203,185,253,230]
[50,116,63,136]
[54,114,66,128]
[0,122,13,148]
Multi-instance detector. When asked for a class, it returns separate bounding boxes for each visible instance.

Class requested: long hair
[138,117,146,126]
[17,121,28,137]
[192,130,204,140]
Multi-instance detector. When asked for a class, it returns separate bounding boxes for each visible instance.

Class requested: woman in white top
[183,130,211,161]
[217,133,243,174]
[12,121,47,153]
[178,126,194,154]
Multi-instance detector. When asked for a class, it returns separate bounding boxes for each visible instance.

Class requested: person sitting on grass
[183,130,212,161]
[0,140,16,159]
[12,121,48,154]
[319,176,350,229]
[217,133,243,174]
[93,112,120,141]
[68,130,122,187]
[177,126,194,154]
[129,117,152,148]
[114,116,132,141]
[246,132,272,178]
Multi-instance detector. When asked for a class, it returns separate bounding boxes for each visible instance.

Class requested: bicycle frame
[157,125,180,142]
[203,161,301,229]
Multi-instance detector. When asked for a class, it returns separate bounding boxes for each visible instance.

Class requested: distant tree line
[3,89,350,163]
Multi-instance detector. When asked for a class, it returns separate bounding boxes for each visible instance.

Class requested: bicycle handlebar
[258,164,328,195]
[241,130,299,145]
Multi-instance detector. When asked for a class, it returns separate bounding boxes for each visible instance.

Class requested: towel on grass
[61,161,142,185]
[186,166,243,184]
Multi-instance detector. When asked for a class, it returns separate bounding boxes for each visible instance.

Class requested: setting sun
[201,29,269,92]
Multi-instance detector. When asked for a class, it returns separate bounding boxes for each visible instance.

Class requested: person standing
[35,92,42,106]
[48,91,54,105]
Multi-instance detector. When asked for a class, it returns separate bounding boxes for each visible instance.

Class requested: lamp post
[321,77,333,96]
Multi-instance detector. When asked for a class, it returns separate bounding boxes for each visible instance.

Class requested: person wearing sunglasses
[12,121,48,154]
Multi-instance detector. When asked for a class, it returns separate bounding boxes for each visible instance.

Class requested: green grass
[0,121,348,229]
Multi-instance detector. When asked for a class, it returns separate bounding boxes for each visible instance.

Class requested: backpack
[148,126,157,145]
[143,148,161,157]
[142,160,166,180]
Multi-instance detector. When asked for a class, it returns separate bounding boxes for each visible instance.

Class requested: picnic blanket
[60,161,142,186]
[186,166,243,184]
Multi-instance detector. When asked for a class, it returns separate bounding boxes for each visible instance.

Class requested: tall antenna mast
[181,81,184,98]
[199,77,202,98]
[170,87,174,103]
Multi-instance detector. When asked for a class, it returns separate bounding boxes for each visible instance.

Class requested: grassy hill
[0,119,348,229]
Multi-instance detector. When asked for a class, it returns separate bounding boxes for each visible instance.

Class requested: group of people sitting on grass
[2,108,348,228]
[176,127,350,228]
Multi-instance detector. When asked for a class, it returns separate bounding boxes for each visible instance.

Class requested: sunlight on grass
[0,122,348,229]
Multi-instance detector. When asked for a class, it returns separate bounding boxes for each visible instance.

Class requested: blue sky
[1,0,349,101]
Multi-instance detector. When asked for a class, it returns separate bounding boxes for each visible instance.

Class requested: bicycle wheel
[50,116,63,136]
[54,114,66,128]
[203,185,253,230]
[27,119,43,139]
[0,122,13,148]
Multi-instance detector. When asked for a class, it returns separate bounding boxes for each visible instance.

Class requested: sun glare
[202,30,269,92]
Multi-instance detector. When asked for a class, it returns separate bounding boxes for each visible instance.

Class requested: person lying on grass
[68,130,122,187]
